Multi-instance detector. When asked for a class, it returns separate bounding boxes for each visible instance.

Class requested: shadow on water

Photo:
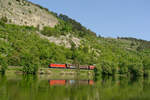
[0,73,150,100]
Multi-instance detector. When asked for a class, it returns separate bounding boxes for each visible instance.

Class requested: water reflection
[0,74,150,100]
[49,80,94,86]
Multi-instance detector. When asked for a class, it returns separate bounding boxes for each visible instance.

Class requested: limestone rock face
[0,0,58,29]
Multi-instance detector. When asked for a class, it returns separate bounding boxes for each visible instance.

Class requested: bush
[0,16,8,23]
[0,58,8,74]
[119,66,128,74]
[16,0,21,2]
[101,61,113,75]
[143,56,150,76]
[29,10,32,14]
[119,61,129,74]
[22,63,39,74]
[22,57,40,74]
[8,2,12,6]
[128,63,144,76]
[41,27,58,36]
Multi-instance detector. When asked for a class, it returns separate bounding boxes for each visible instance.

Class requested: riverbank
[0,66,95,79]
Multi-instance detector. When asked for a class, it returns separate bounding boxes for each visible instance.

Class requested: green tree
[0,58,8,74]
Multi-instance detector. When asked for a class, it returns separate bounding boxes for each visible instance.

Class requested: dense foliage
[41,14,96,38]
[0,14,150,76]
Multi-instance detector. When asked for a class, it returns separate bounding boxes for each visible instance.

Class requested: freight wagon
[49,64,95,70]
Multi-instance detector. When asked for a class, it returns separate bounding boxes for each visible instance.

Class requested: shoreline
[0,66,95,79]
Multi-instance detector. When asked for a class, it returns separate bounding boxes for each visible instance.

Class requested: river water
[0,74,150,100]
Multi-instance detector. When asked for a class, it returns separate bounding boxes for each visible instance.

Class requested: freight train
[49,64,95,70]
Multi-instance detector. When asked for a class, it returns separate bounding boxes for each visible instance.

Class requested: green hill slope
[0,0,150,76]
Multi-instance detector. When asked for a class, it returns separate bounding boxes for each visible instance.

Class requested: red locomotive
[49,64,95,70]
[49,64,66,68]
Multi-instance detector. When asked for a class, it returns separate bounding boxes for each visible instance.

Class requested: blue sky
[29,0,150,41]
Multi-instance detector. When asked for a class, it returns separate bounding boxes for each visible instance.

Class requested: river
[0,74,150,100]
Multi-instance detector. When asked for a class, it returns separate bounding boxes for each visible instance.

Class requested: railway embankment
[0,66,95,79]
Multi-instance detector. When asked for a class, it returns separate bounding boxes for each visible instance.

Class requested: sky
[28,0,150,41]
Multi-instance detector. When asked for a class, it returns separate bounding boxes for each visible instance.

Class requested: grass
[39,68,94,78]
[38,68,94,80]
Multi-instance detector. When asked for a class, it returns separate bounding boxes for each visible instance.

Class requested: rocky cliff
[0,0,58,29]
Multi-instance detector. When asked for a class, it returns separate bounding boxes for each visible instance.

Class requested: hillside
[0,0,150,76]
